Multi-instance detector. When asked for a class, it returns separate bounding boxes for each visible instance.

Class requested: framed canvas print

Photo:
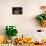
[12,7,23,15]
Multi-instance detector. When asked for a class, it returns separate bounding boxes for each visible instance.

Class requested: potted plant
[36,6,46,27]
[5,26,18,43]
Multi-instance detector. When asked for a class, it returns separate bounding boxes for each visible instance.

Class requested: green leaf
[36,15,44,21]
[44,15,46,20]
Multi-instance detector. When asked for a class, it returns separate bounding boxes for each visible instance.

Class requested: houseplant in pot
[36,6,46,27]
[5,26,18,44]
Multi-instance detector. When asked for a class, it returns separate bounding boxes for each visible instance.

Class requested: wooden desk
[14,43,46,46]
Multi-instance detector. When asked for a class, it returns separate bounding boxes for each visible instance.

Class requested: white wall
[0,0,46,40]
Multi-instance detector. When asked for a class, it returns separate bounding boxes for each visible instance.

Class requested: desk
[14,43,46,46]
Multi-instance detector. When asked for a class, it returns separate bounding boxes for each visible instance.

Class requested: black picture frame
[12,7,23,15]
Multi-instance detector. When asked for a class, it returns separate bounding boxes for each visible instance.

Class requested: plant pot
[40,20,46,27]
[6,37,12,44]
[7,39,12,44]
[11,36,17,44]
